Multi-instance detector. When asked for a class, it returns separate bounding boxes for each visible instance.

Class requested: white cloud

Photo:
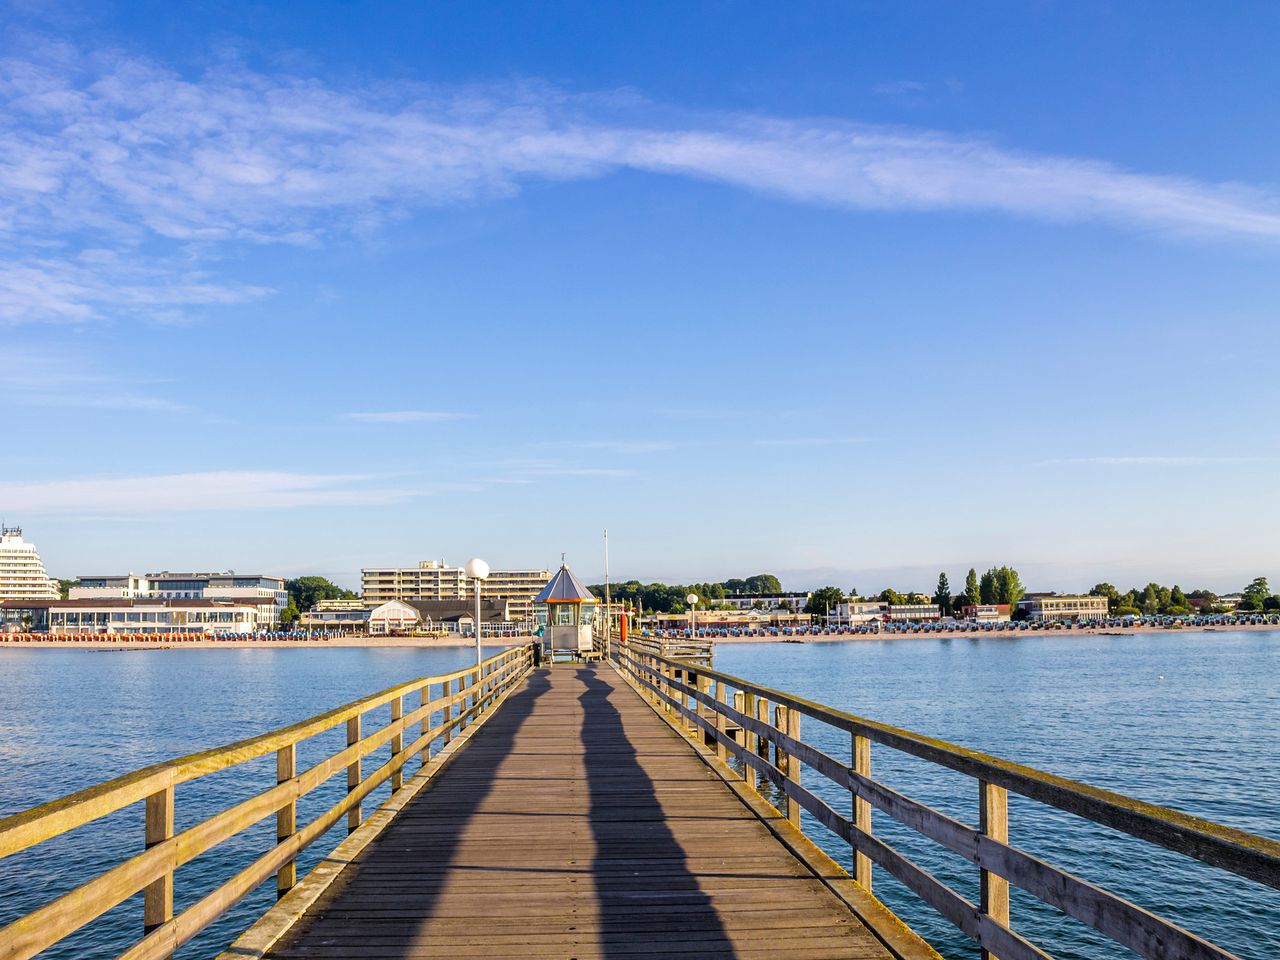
[2,39,1280,324]
[755,437,871,447]
[0,345,187,410]
[1041,456,1272,466]
[342,411,469,424]
[0,470,421,513]
[873,80,928,96]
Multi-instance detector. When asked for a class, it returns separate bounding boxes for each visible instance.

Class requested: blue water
[0,645,498,960]
[715,631,1280,959]
[0,633,1276,958]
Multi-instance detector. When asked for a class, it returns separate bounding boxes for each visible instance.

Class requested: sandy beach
[2,622,1277,651]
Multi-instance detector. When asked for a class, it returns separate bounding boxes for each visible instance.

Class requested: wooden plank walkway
[262,663,895,960]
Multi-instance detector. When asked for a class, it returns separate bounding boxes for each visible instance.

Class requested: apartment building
[720,592,812,611]
[0,526,60,602]
[70,572,288,624]
[361,560,551,622]
[1017,594,1109,621]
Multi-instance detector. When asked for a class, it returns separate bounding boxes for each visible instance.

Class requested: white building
[361,560,551,623]
[831,600,887,624]
[720,592,812,612]
[71,572,288,624]
[42,598,264,635]
[887,604,942,622]
[0,527,60,601]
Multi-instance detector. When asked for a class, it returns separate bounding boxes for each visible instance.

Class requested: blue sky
[2,1,1278,593]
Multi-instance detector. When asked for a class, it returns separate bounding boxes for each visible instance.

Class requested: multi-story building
[361,560,550,623]
[0,526,60,602]
[1017,594,1109,621]
[887,604,942,622]
[14,598,264,635]
[720,592,812,612]
[960,604,1012,622]
[70,572,288,624]
[830,600,887,624]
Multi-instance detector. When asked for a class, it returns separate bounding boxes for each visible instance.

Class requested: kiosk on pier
[533,562,598,660]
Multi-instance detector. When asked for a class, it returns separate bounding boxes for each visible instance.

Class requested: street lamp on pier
[464,558,490,666]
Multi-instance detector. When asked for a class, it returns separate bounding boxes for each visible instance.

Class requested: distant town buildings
[4,598,266,635]
[298,597,515,635]
[1017,594,1108,620]
[361,560,550,623]
[961,604,1012,622]
[887,603,942,622]
[70,572,288,624]
[720,592,812,611]
[0,526,59,602]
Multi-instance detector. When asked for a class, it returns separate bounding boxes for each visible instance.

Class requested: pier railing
[615,645,1279,960]
[0,644,534,960]
[624,632,714,664]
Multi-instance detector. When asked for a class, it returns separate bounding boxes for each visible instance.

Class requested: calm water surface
[1,632,1276,959]
[717,631,1279,959]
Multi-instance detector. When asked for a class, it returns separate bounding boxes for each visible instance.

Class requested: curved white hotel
[0,526,60,601]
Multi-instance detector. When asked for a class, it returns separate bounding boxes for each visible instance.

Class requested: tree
[964,568,980,607]
[1240,577,1271,611]
[1090,583,1121,613]
[286,576,356,612]
[280,603,300,626]
[933,573,952,616]
[57,578,76,599]
[978,569,997,604]
[878,588,904,605]
[1140,583,1160,615]
[744,574,783,594]
[805,586,845,618]
[993,570,1024,609]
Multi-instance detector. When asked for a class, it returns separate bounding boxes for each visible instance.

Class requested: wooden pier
[1,642,1277,960]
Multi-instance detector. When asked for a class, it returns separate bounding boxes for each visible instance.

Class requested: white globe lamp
[687,593,699,637]
[465,558,490,665]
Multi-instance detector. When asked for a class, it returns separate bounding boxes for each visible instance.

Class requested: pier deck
[260,663,894,959]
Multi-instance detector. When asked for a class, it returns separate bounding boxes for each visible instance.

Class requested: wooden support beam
[853,733,872,891]
[785,707,801,826]
[715,681,729,762]
[390,697,404,792]
[276,745,297,897]
[980,779,1011,960]
[346,716,361,834]
[142,786,174,933]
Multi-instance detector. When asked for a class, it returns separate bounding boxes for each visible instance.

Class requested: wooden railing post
[742,691,758,790]
[422,684,433,765]
[980,779,1011,959]
[785,706,801,826]
[390,695,404,792]
[696,673,711,739]
[852,733,872,890]
[715,682,729,762]
[276,745,297,897]
[756,697,771,766]
[143,785,174,932]
[346,714,362,834]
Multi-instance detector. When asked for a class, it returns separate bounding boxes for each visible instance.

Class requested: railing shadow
[262,668,552,959]
[578,666,738,958]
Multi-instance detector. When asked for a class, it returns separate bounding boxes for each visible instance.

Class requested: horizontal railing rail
[0,644,535,960]
[614,646,1278,960]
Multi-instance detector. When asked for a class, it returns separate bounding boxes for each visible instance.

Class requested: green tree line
[588,574,782,614]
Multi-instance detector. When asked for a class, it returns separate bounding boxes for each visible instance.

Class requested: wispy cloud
[754,437,871,448]
[1042,455,1273,466]
[0,470,423,513]
[341,411,469,424]
[496,458,633,479]
[0,345,188,411]
[873,80,928,96]
[530,440,674,454]
[3,39,1280,325]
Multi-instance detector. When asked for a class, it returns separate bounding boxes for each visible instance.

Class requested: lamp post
[464,558,490,667]
[687,592,699,639]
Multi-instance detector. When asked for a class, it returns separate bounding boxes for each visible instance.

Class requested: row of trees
[280,576,357,625]
[588,574,784,614]
[1088,577,1278,616]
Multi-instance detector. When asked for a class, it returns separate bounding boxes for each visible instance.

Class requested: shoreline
[2,622,1278,652]
[713,622,1280,644]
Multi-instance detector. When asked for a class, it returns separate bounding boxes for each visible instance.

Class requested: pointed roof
[535,564,595,603]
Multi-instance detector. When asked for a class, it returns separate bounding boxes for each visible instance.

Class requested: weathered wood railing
[0,644,535,960]
[615,645,1279,960]
[625,632,714,664]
